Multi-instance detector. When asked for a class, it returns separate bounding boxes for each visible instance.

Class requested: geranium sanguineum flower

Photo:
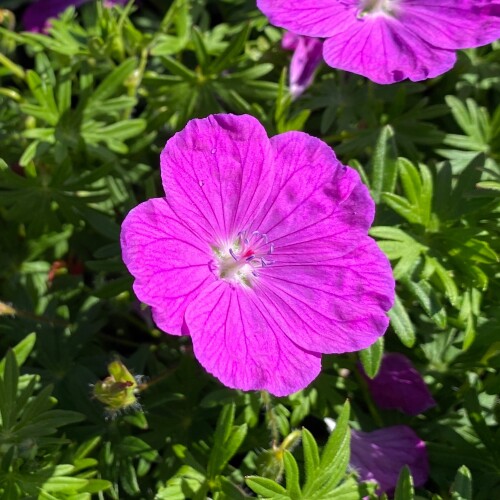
[281,32,323,97]
[120,114,394,396]
[325,418,429,493]
[23,0,127,33]
[362,353,436,415]
[257,0,500,84]
[350,426,429,493]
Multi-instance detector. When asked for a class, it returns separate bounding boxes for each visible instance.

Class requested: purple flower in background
[350,425,429,493]
[362,353,436,415]
[121,114,394,396]
[281,32,323,97]
[23,0,127,32]
[257,0,500,84]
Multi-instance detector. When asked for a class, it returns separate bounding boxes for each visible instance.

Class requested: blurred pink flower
[257,0,500,84]
[120,114,394,396]
[362,353,436,415]
[350,425,429,493]
[281,32,323,97]
[23,0,127,32]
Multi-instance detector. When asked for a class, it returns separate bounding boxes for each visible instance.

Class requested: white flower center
[358,0,399,17]
[212,230,274,287]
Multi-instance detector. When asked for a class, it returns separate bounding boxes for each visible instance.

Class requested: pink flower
[281,32,323,97]
[257,0,500,84]
[22,0,127,33]
[120,114,394,396]
[350,426,429,493]
[362,353,436,415]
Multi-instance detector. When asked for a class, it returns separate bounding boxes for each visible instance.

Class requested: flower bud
[255,429,301,481]
[93,360,142,415]
[0,301,16,316]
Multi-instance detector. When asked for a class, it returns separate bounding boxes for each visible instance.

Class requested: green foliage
[156,403,248,499]
[0,337,110,499]
[246,401,367,500]
[452,465,473,500]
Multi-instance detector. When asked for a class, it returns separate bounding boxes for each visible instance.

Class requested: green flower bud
[93,360,142,415]
[255,430,302,481]
[0,301,16,316]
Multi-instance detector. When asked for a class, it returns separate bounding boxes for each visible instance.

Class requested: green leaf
[382,193,421,225]
[18,384,55,427]
[403,279,447,328]
[25,70,59,125]
[0,351,19,429]
[388,295,416,347]
[207,403,247,479]
[427,256,459,306]
[301,428,320,486]
[283,451,301,499]
[161,56,196,81]
[88,58,138,103]
[303,401,350,497]
[417,162,433,227]
[41,476,88,493]
[19,140,40,167]
[210,23,251,75]
[463,389,499,460]
[245,476,288,498]
[371,125,398,203]
[476,180,500,191]
[452,465,473,500]
[359,336,384,378]
[190,27,209,70]
[394,466,414,500]
[327,476,371,500]
[0,333,36,375]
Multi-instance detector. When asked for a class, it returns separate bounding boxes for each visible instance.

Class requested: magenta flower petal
[362,353,436,415]
[400,1,500,50]
[160,114,275,244]
[257,0,500,84]
[322,16,457,84]
[23,0,88,32]
[282,33,324,97]
[257,0,356,38]
[259,131,376,243]
[257,238,393,354]
[121,114,394,395]
[185,281,322,396]
[121,198,214,335]
[281,31,300,51]
[23,0,127,32]
[251,132,393,354]
[350,426,429,493]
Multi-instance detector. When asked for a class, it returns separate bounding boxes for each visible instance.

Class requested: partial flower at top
[22,0,127,32]
[281,32,323,98]
[361,353,436,415]
[350,425,429,493]
[257,0,500,84]
[120,114,395,396]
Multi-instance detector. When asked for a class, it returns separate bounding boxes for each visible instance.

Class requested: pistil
[213,230,275,286]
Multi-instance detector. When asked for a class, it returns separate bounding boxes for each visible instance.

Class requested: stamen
[212,228,276,286]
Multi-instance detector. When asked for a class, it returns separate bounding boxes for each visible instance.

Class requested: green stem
[0,52,25,80]
[350,353,384,427]
[261,390,280,445]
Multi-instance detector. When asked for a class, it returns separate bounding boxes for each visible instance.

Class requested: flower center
[212,230,274,287]
[358,0,398,17]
